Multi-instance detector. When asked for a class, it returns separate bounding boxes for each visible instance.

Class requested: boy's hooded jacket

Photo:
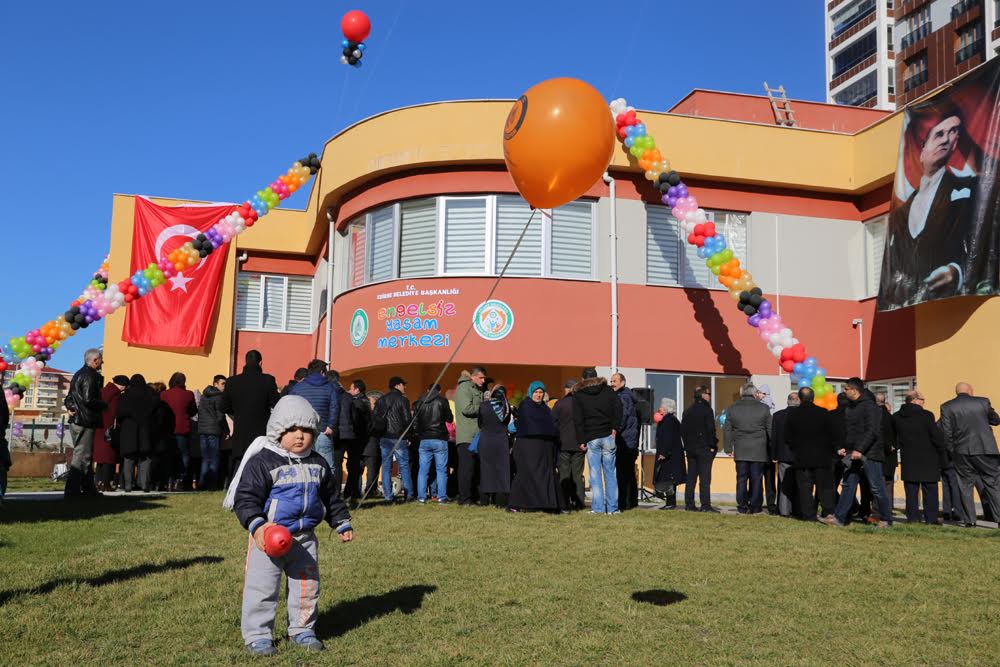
[226,396,351,536]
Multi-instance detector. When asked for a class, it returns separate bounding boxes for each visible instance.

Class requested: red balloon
[781,359,796,373]
[704,222,716,236]
[341,10,371,42]
[693,223,704,236]
[263,524,293,558]
[0,360,8,373]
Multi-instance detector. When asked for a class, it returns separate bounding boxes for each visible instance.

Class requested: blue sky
[0,0,824,373]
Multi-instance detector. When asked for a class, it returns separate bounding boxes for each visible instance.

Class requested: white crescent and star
[153,224,208,294]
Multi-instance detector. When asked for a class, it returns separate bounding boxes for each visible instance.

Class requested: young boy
[224,395,354,656]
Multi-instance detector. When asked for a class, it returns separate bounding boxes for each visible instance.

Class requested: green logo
[473,300,514,341]
[350,309,369,347]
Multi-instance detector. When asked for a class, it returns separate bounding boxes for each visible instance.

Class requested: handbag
[468,432,480,454]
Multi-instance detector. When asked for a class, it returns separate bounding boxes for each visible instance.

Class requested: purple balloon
[661,193,671,206]
[758,300,772,318]
[667,186,678,197]
[747,313,762,328]
[667,196,678,208]
[677,185,689,197]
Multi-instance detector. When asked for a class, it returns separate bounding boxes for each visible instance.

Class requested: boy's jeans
[379,437,414,501]
[242,530,319,644]
[199,434,220,489]
[835,459,893,525]
[586,435,618,513]
[418,439,448,501]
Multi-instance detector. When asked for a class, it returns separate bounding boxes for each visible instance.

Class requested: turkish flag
[122,197,235,348]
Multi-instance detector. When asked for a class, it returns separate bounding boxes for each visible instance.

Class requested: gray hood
[266,395,320,443]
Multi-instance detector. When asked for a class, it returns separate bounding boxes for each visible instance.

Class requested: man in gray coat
[940,382,1000,527]
[724,383,772,514]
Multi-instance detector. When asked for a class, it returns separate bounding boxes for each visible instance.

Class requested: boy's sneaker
[246,640,278,656]
[289,632,325,652]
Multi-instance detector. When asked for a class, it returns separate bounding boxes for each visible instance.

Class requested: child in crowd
[223,395,354,657]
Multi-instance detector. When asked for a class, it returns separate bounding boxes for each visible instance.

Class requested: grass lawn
[1,493,998,666]
[4,476,65,493]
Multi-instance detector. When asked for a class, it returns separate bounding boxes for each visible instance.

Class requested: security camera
[851,318,863,326]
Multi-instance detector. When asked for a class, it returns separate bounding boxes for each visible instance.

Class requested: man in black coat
[340,379,371,501]
[939,382,1000,527]
[413,383,454,503]
[830,378,892,527]
[553,379,585,511]
[64,348,108,498]
[611,373,640,511]
[573,368,623,514]
[893,390,946,524]
[681,385,719,512]
[373,377,414,502]
[785,387,836,521]
[770,391,799,518]
[220,350,279,483]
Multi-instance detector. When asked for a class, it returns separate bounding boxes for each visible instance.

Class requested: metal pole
[603,172,618,372]
[325,210,335,365]
[853,318,865,379]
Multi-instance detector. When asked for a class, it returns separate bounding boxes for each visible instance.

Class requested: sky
[0,0,825,373]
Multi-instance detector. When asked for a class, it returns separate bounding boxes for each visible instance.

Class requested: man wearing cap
[373,376,414,503]
[880,105,981,309]
[552,378,585,511]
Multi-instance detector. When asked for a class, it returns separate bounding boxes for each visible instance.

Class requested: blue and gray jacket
[233,396,352,536]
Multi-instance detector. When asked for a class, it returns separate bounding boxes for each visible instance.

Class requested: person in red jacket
[93,375,128,491]
[160,372,197,491]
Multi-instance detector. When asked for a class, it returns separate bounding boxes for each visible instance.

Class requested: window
[899,6,930,50]
[550,201,595,278]
[347,221,366,289]
[399,199,437,277]
[834,70,878,106]
[904,53,928,91]
[645,207,747,289]
[236,273,313,333]
[368,206,396,282]
[887,26,893,52]
[867,378,916,412]
[832,30,877,77]
[831,0,876,38]
[955,22,984,63]
[887,65,895,95]
[495,195,542,276]
[865,217,888,298]
[443,198,488,274]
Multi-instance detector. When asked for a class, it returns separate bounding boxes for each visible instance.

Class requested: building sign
[350,309,369,347]
[370,287,460,350]
[473,299,515,341]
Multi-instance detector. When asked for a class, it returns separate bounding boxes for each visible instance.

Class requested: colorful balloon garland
[609,98,838,410]
[0,153,322,409]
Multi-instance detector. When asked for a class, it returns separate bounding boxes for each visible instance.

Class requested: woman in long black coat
[116,375,158,492]
[509,382,560,512]
[478,386,512,507]
[149,382,176,491]
[892,393,946,524]
[654,398,686,509]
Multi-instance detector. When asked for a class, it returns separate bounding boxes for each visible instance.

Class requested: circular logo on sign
[503,95,528,141]
[473,300,514,341]
[350,309,369,347]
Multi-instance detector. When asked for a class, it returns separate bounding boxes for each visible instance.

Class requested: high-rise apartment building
[893,0,999,106]
[826,0,897,110]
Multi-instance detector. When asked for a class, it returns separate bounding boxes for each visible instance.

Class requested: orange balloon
[502,78,614,209]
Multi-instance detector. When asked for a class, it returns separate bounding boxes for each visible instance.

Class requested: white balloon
[694,209,708,224]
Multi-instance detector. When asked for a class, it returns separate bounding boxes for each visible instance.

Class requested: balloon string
[358,207,540,507]
[351,0,405,118]
[609,0,649,99]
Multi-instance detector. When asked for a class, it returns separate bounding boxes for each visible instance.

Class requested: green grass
[1,494,998,666]
[4,476,64,492]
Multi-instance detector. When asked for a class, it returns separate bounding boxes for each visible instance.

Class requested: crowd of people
[50,347,1000,528]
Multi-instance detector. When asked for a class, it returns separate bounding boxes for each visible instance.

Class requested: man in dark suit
[880,107,978,310]
[785,387,837,522]
[770,391,800,518]
[220,349,279,483]
[939,382,1000,527]
[681,385,719,513]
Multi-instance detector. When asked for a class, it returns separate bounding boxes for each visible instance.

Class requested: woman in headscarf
[653,398,686,510]
[478,385,512,507]
[116,374,157,492]
[508,381,560,512]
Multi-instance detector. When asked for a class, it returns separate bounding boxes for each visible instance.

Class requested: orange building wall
[234,330,318,387]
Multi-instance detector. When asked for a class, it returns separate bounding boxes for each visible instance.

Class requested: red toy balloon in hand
[263,524,293,558]
[341,10,371,42]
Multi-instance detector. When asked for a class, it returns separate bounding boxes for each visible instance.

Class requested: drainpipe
[603,172,618,372]
[231,251,249,375]
[852,318,864,379]
[325,208,335,365]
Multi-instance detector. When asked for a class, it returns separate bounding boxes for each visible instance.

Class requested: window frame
[645,206,750,290]
[864,216,888,299]
[438,195,494,276]
[235,272,315,335]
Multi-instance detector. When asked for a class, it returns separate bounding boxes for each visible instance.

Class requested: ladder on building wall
[764,82,797,127]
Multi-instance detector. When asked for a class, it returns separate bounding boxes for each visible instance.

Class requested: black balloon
[199,250,208,258]
[64,311,75,323]
[743,305,757,316]
[749,294,763,307]
[71,322,80,330]
[74,314,85,324]
[750,287,762,296]
[666,171,681,186]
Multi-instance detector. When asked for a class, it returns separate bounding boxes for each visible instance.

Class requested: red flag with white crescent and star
[122,197,235,348]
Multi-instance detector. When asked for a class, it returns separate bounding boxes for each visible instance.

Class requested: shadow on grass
[0,556,224,607]
[316,584,437,639]
[632,589,687,606]
[0,496,167,524]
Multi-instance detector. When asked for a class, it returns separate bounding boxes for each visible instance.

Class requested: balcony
[832,0,877,38]
[900,23,931,50]
[956,38,985,62]
[904,69,929,91]
[952,0,981,19]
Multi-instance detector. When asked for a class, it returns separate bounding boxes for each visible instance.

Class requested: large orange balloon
[502,78,614,209]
